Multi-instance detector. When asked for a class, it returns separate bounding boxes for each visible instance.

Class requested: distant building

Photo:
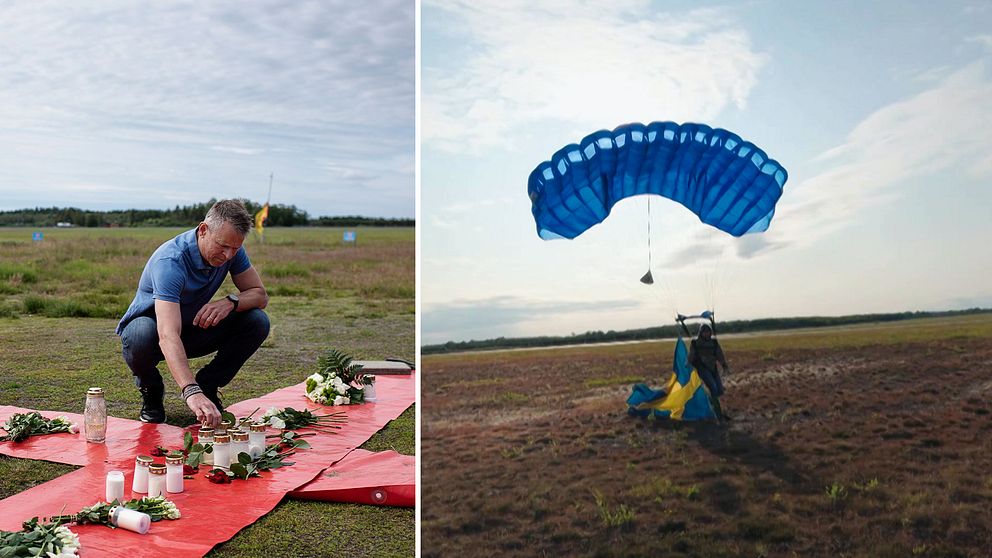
[56,222,74,227]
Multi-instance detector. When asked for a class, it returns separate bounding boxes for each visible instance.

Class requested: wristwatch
[226,294,239,312]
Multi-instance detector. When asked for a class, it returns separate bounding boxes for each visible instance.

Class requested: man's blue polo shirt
[116,228,251,335]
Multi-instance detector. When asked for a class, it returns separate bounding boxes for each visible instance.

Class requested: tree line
[421,308,991,354]
[0,200,414,228]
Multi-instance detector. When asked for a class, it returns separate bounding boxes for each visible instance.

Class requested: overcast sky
[0,1,414,218]
[422,0,992,344]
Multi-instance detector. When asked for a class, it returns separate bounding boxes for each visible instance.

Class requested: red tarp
[0,372,415,557]
[289,449,414,507]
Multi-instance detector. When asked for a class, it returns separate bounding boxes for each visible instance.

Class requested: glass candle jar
[248,422,267,458]
[147,464,167,498]
[165,454,184,493]
[231,431,249,462]
[212,434,231,469]
[83,387,107,443]
[105,470,125,503]
[132,455,153,494]
[198,426,214,466]
[363,380,377,402]
[109,506,150,534]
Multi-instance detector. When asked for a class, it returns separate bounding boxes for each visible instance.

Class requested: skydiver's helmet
[697,324,713,338]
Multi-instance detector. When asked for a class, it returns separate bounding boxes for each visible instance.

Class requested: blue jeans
[696,365,725,398]
[120,309,270,393]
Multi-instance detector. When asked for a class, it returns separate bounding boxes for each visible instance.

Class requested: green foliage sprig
[0,412,76,443]
[44,496,181,528]
[262,407,346,432]
[2,519,79,558]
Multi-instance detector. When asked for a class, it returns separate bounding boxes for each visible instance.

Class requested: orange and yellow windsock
[255,204,269,236]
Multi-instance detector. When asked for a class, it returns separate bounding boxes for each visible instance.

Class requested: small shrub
[825,482,848,506]
[263,263,312,278]
[0,304,19,319]
[591,490,635,529]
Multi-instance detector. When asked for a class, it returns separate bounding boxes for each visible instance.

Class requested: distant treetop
[0,199,414,228]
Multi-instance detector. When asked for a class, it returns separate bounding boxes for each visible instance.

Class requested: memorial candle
[132,455,153,494]
[248,422,266,458]
[198,426,214,466]
[216,420,232,436]
[147,464,167,497]
[231,431,249,462]
[105,471,125,502]
[212,434,231,469]
[109,506,151,535]
[165,453,184,493]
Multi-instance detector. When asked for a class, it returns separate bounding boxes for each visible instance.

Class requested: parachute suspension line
[639,197,654,285]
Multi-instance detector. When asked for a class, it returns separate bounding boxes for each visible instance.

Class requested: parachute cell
[528,122,788,240]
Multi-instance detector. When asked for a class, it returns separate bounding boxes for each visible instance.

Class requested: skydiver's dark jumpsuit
[688,327,729,420]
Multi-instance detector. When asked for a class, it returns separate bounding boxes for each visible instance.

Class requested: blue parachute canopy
[528,122,788,240]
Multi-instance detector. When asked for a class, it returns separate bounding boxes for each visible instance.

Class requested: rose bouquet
[1,518,79,558]
[47,496,181,526]
[304,349,373,405]
[261,407,346,432]
[0,412,78,443]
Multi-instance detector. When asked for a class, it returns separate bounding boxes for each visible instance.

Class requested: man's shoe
[138,387,166,423]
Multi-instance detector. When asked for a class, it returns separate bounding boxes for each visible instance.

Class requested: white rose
[68,423,79,434]
[333,395,349,406]
[269,416,286,429]
[264,407,281,419]
[307,373,325,384]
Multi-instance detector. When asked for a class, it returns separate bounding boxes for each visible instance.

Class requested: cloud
[422,295,641,343]
[747,60,992,258]
[423,1,765,152]
[966,34,992,50]
[0,0,414,216]
[211,146,264,156]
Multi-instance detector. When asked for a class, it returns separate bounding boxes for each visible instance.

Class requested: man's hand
[193,299,235,328]
[187,393,221,427]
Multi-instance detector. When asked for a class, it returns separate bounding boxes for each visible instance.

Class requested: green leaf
[230,463,248,479]
[184,431,193,451]
[221,411,236,424]
[238,452,252,465]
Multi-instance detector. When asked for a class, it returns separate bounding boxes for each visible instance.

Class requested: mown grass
[0,227,414,320]
[0,227,414,556]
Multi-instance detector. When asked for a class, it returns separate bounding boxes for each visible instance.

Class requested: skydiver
[687,323,732,422]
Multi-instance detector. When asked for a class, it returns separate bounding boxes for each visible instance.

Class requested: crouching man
[116,200,270,427]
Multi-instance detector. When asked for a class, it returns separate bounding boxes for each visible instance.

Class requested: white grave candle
[212,434,231,469]
[165,454,184,493]
[231,431,249,463]
[248,422,266,458]
[109,506,151,534]
[132,455,153,494]
[147,464,167,497]
[105,471,125,502]
[198,426,214,466]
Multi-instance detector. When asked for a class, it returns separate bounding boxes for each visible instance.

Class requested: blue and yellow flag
[627,336,717,421]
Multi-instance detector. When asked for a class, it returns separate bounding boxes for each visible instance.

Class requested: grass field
[421,313,992,557]
[0,226,415,556]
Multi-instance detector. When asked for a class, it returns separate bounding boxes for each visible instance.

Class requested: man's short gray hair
[204,200,253,236]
